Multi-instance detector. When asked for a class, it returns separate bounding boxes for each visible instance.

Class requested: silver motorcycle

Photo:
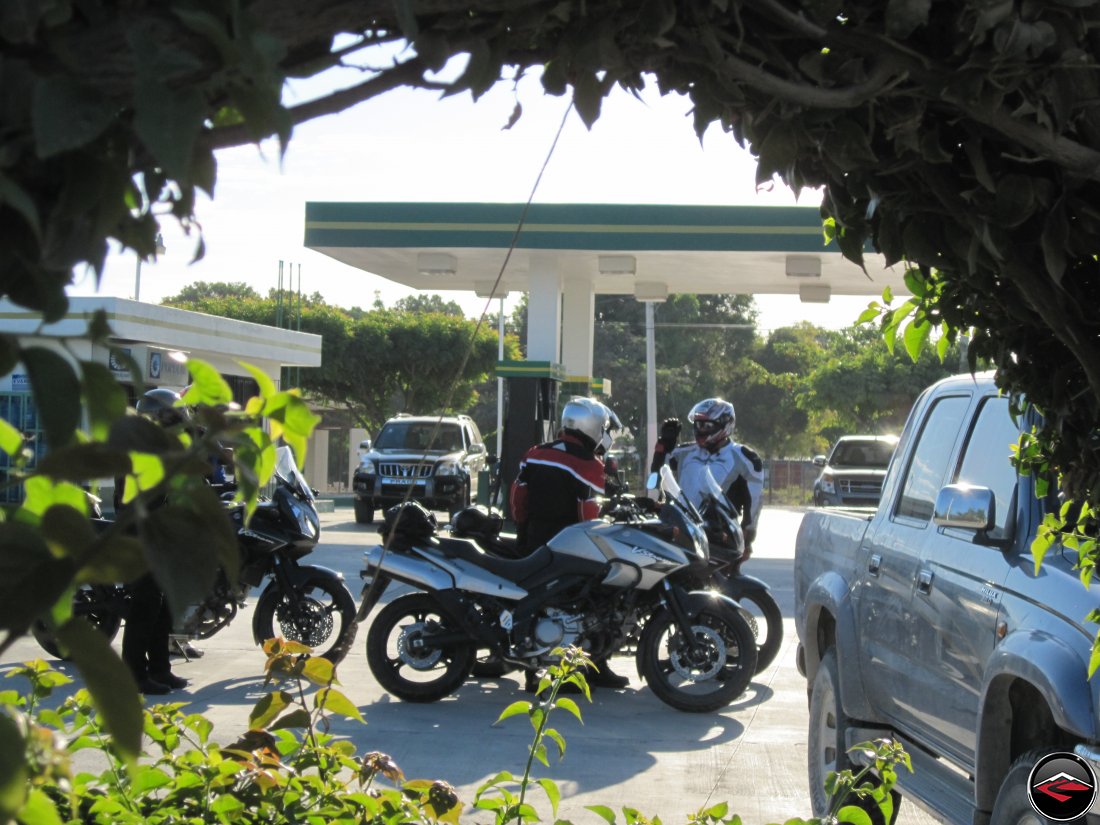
[356,465,758,712]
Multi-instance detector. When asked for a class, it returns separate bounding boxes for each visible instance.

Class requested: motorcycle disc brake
[276,598,334,647]
[397,621,443,670]
[668,625,726,682]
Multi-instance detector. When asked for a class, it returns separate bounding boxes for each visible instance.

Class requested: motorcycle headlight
[290,501,318,539]
[435,460,461,477]
[820,473,836,494]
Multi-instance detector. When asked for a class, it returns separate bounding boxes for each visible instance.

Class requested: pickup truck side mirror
[933,484,1008,547]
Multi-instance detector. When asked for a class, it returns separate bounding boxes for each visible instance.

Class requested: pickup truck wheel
[354,498,375,525]
[808,648,900,824]
[990,749,1059,824]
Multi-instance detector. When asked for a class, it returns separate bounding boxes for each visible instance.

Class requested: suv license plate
[387,478,419,485]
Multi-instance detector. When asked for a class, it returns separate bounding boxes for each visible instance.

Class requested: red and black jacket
[510,433,604,552]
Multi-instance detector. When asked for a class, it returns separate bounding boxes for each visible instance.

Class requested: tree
[391,294,466,317]
[162,283,509,433]
[8,0,1100,778]
[165,281,261,303]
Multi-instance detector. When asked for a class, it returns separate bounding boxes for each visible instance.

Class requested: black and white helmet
[561,396,621,456]
[688,397,735,451]
[136,388,190,428]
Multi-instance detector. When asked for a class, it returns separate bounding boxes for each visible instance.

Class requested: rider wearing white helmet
[655,397,764,546]
[509,396,630,690]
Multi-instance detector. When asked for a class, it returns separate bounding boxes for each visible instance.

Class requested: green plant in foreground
[2,645,908,825]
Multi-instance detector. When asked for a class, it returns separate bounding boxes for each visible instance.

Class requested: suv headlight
[358,458,375,474]
[435,460,461,477]
[820,473,835,494]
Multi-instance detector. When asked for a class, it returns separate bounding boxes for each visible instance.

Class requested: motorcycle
[356,465,758,712]
[450,464,782,675]
[33,446,359,664]
[693,469,784,673]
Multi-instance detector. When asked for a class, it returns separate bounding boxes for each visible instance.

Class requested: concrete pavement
[0,506,940,824]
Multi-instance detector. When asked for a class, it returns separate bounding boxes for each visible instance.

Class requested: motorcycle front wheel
[32,586,123,660]
[640,602,757,712]
[366,592,474,702]
[253,574,358,665]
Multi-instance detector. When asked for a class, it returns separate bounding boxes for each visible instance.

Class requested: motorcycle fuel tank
[548,520,691,590]
[363,544,528,601]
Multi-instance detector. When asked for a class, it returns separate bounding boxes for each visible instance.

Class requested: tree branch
[204,57,443,150]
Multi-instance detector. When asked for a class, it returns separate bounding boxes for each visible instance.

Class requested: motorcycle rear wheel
[640,602,757,712]
[366,592,474,702]
[254,575,357,665]
[733,590,783,673]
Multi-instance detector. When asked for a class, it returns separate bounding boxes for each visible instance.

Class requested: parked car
[796,372,1100,823]
[811,434,898,507]
[352,414,490,525]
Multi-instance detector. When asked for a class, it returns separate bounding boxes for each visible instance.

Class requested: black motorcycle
[33,446,358,664]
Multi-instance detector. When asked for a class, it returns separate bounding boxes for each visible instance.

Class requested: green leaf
[882,286,894,304]
[836,805,874,825]
[903,319,931,362]
[35,443,131,483]
[131,766,173,793]
[0,173,41,238]
[144,504,225,622]
[270,708,312,730]
[495,701,531,724]
[0,710,27,818]
[315,687,363,721]
[242,362,277,398]
[31,76,117,158]
[586,805,617,824]
[572,72,604,128]
[22,347,82,450]
[56,619,143,760]
[14,787,63,825]
[82,362,128,442]
[301,657,336,687]
[249,690,294,730]
[1089,635,1100,678]
[535,778,560,816]
[133,79,204,180]
[553,696,583,723]
[182,358,234,407]
[0,418,22,457]
[545,727,567,760]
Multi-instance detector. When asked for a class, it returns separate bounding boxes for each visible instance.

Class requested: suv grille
[379,462,432,479]
[839,479,882,495]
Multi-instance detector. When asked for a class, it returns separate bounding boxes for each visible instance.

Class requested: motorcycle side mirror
[645,471,660,490]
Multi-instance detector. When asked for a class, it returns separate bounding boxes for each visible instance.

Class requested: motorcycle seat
[435,537,554,582]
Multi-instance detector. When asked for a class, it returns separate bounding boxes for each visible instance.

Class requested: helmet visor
[694,419,722,437]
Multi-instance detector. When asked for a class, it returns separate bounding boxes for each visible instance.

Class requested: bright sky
[67,59,872,334]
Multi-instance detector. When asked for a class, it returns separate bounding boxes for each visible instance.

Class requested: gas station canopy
[303,202,904,305]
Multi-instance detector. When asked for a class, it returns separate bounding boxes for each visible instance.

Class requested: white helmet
[561,397,621,456]
[688,397,735,451]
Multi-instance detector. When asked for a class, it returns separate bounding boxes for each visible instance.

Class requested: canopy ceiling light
[474,281,508,299]
[786,254,822,278]
[799,284,832,303]
[417,252,457,276]
[598,255,637,275]
[634,281,668,302]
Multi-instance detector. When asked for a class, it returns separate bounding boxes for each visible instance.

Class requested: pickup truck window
[955,396,1018,536]
[896,395,970,521]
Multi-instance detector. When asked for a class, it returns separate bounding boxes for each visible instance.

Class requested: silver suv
[352,414,489,525]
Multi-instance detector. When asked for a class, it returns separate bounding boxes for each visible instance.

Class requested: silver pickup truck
[795,371,1100,825]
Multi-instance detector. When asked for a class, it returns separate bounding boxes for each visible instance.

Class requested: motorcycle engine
[530,608,586,653]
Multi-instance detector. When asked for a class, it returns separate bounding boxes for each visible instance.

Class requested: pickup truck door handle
[917,569,934,594]
[868,554,882,577]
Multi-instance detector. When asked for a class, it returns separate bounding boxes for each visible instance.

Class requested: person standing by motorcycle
[651,397,764,551]
[509,396,630,690]
[116,388,192,695]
